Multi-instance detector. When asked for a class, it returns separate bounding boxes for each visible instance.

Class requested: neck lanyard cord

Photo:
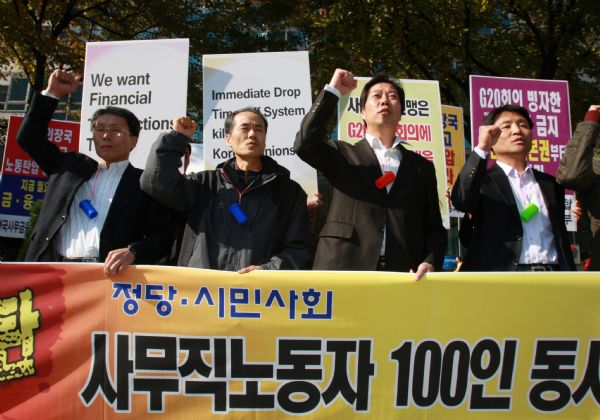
[88,166,102,201]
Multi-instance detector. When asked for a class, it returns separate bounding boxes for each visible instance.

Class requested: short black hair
[482,104,534,129]
[91,106,141,136]
[224,107,269,134]
[360,75,405,112]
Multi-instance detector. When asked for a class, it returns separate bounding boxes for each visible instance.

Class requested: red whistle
[375,171,396,189]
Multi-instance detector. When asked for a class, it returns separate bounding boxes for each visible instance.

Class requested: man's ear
[225,134,231,147]
[130,136,138,151]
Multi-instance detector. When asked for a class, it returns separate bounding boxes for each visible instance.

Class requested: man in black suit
[294,68,447,279]
[17,69,172,276]
[451,104,575,271]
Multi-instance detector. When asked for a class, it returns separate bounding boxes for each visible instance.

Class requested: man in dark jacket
[452,104,575,271]
[17,69,173,276]
[294,68,447,279]
[141,108,313,272]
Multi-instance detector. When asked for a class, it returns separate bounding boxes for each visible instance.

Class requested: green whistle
[520,203,539,222]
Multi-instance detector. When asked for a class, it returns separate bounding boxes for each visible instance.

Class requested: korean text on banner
[0,116,79,238]
[442,105,466,218]
[2,265,599,418]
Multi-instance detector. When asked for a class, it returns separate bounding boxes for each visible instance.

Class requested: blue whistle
[229,203,248,225]
[79,199,98,219]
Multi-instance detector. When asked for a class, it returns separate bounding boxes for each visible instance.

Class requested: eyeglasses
[92,128,131,137]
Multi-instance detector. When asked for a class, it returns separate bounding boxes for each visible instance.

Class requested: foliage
[0,0,597,130]
[137,0,307,121]
[16,200,43,261]
[0,0,162,91]
[292,0,600,125]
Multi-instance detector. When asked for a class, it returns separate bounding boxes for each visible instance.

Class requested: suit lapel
[489,163,521,221]
[389,145,410,195]
[103,164,136,230]
[534,171,558,221]
[354,139,387,197]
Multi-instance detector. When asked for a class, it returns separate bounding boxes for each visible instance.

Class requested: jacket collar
[489,162,521,221]
[534,171,557,213]
[217,155,289,191]
[353,139,410,197]
[490,162,556,212]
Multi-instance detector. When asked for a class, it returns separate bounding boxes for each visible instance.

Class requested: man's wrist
[474,147,490,159]
[127,244,138,260]
[324,84,341,98]
[41,89,60,100]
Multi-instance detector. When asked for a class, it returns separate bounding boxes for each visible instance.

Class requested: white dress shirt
[56,160,129,258]
[366,135,403,256]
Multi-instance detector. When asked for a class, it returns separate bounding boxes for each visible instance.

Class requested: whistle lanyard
[510,169,536,211]
[383,152,394,177]
[503,165,542,223]
[219,169,255,203]
[219,168,260,226]
[515,179,535,210]
[80,161,128,219]
[88,166,102,202]
[367,135,401,175]
[380,146,399,174]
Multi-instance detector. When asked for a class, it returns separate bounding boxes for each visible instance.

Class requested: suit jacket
[452,152,575,271]
[16,92,172,263]
[294,89,447,271]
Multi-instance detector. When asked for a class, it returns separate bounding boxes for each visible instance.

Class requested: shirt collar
[98,160,129,172]
[365,133,403,151]
[496,160,533,178]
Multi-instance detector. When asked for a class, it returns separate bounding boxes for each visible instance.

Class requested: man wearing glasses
[17,69,172,276]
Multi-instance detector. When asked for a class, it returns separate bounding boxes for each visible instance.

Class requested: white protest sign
[80,39,189,169]
[202,51,316,194]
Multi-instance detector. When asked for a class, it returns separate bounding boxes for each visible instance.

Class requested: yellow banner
[1,264,599,418]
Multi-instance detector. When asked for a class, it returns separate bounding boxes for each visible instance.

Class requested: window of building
[0,84,8,108]
[4,76,30,112]
[1,75,82,120]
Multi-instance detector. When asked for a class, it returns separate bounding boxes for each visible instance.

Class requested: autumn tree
[138,0,307,118]
[0,1,165,91]
[1,0,597,129]
[292,0,599,124]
